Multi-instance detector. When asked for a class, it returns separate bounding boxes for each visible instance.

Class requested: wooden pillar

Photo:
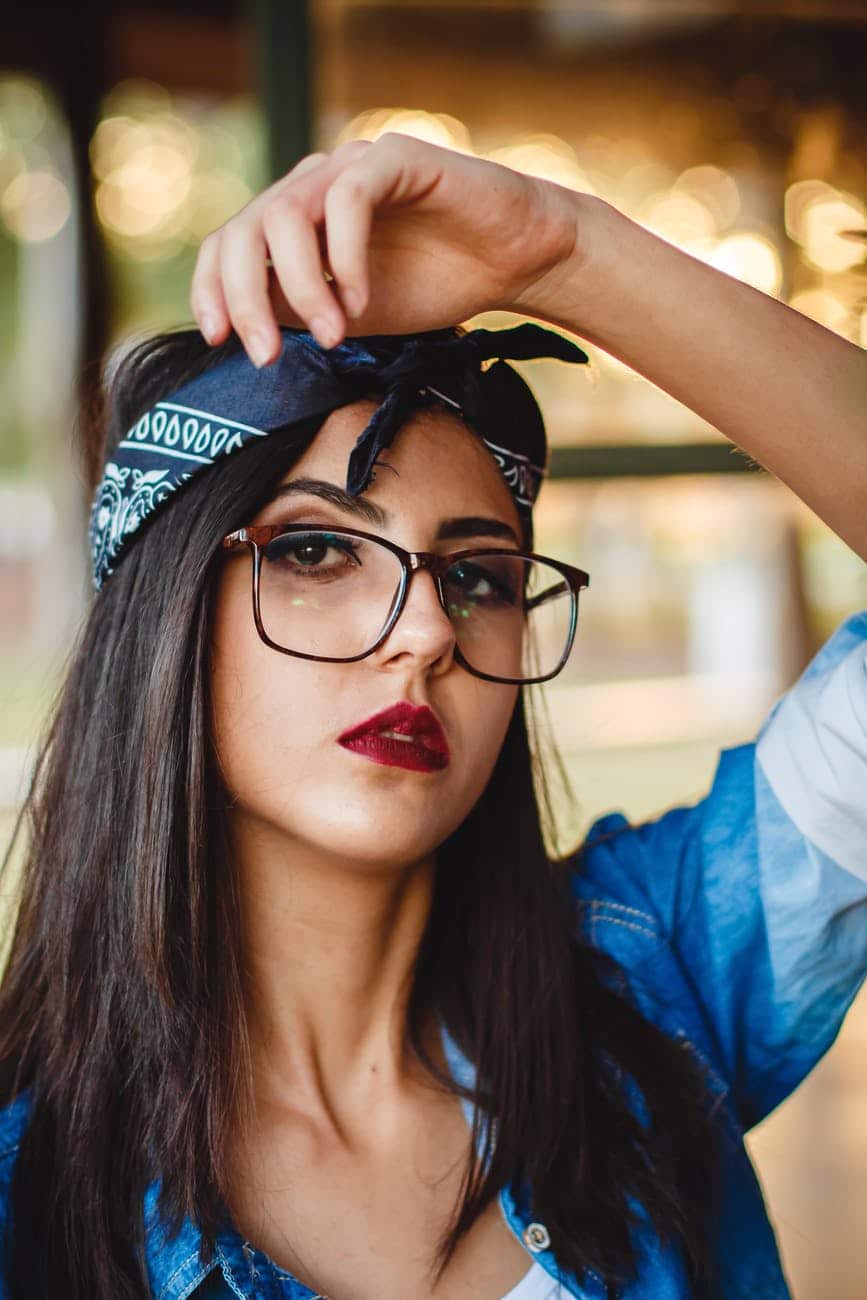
[249,0,314,181]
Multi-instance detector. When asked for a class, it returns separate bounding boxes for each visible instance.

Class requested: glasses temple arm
[524,579,571,613]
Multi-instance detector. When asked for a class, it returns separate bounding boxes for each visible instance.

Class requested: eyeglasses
[221,524,590,686]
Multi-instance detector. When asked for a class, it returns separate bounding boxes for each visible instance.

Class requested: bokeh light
[0,170,70,243]
[788,287,851,335]
[0,76,70,245]
[639,188,717,250]
[612,161,677,211]
[800,194,866,273]
[0,76,48,144]
[674,165,741,231]
[785,179,867,273]
[0,142,25,195]
[709,232,782,295]
[87,81,260,261]
[95,117,196,239]
[337,107,473,153]
[784,178,836,242]
[486,133,596,194]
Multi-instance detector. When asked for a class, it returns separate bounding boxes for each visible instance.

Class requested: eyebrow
[265,477,521,546]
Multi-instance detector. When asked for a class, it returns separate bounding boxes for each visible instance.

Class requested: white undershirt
[500,1259,564,1299]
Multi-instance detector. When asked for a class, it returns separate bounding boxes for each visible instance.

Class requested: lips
[337,701,451,771]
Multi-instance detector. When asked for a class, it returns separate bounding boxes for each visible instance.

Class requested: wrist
[510,190,660,354]
[508,188,617,336]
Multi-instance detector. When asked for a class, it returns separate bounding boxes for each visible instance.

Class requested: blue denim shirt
[1,611,865,1299]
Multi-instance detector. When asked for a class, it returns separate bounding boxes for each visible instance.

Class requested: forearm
[530,192,867,563]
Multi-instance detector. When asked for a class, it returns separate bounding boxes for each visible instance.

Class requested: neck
[231,810,439,1142]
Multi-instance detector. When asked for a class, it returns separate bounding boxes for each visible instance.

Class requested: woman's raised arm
[190,131,867,562]
[529,196,867,565]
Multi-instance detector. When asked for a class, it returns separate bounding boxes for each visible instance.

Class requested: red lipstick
[337,702,450,773]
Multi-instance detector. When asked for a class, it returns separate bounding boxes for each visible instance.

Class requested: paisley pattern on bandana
[88,403,270,588]
[89,323,589,591]
[478,437,544,510]
[89,462,179,588]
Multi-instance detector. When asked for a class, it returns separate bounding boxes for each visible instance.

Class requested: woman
[0,132,864,1300]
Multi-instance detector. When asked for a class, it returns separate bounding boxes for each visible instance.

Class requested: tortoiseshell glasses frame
[221,523,590,686]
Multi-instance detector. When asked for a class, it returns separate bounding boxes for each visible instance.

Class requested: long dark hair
[0,328,720,1299]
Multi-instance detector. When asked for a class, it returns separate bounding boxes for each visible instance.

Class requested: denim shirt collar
[140,1021,574,1300]
[139,1021,483,1300]
[142,1178,320,1300]
[4,1029,672,1298]
[142,1179,220,1300]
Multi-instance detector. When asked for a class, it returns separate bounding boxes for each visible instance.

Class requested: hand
[189,132,583,367]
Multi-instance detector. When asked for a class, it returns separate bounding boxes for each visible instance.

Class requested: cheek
[210,587,329,803]
[209,573,296,793]
[209,573,519,857]
[455,684,517,810]
[211,648,352,851]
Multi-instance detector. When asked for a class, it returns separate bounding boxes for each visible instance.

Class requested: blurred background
[1,1,865,1295]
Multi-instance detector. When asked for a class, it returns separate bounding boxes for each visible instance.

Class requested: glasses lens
[442,552,576,682]
[259,529,404,659]
[258,531,576,682]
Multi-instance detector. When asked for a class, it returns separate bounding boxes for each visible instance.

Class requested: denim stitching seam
[216,1245,248,1300]
[157,1248,201,1299]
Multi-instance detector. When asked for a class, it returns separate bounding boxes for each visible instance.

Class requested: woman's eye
[290,541,333,566]
[448,561,518,604]
[265,533,361,573]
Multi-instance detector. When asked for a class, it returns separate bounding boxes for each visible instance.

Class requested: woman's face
[210,399,523,874]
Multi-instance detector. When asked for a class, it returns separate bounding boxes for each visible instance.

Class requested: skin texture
[190,135,579,359]
[191,132,867,561]
[194,130,866,1293]
[210,399,518,1112]
[209,400,535,1296]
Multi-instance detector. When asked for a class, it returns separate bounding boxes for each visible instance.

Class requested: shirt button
[522,1221,551,1252]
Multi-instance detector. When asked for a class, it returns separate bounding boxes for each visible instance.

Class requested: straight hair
[0,328,719,1299]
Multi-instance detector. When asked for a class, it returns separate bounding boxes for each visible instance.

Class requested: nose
[373,562,457,673]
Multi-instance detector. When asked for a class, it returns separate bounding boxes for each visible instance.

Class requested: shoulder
[561,811,676,1002]
[566,607,867,933]
[564,800,703,945]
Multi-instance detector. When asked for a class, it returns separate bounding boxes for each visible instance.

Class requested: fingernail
[311,316,339,349]
[201,312,221,342]
[248,331,273,368]
[344,288,365,319]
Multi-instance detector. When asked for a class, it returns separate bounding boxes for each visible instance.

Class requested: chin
[238,772,469,869]
[312,821,445,871]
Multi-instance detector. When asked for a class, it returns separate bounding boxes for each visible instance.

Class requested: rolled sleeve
[574,611,867,1129]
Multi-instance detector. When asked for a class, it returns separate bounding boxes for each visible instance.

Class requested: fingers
[190,151,331,364]
[262,139,374,350]
[190,230,230,345]
[218,219,279,366]
[262,190,342,352]
[191,140,387,365]
[323,172,373,323]
[323,134,416,320]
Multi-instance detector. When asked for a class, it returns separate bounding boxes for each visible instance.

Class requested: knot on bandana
[88,320,589,590]
[324,322,589,497]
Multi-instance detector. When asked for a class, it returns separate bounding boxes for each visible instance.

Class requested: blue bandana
[88,321,589,590]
